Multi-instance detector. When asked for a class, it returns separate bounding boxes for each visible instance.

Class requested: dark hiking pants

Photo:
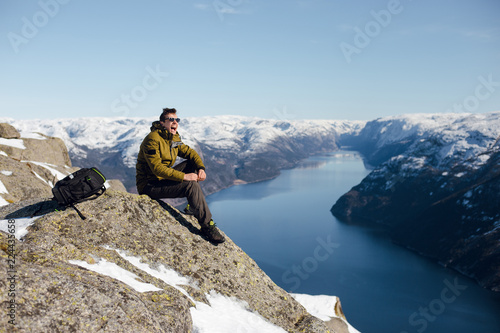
[141,160,212,226]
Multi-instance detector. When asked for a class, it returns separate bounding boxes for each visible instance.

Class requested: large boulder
[0,123,71,167]
[0,191,350,332]
[0,154,70,204]
[0,123,20,139]
[0,123,126,205]
[0,123,77,205]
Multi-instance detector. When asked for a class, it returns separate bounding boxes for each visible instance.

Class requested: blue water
[207,152,500,333]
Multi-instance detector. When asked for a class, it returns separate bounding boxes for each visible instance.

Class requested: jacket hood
[150,121,163,132]
[150,121,179,140]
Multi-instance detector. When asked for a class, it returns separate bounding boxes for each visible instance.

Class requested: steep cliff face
[390,148,500,291]
[0,191,352,332]
[332,112,500,291]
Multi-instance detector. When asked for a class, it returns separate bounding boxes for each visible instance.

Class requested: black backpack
[52,167,107,220]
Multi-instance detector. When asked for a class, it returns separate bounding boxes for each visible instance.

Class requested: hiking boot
[183,204,195,216]
[200,220,225,244]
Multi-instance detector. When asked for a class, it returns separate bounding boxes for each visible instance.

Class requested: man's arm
[177,143,206,181]
[142,138,185,182]
[178,143,205,171]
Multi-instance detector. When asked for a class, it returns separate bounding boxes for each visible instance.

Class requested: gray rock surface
[0,129,72,167]
[0,123,20,139]
[106,179,128,192]
[0,124,77,204]
[0,123,126,205]
[0,154,66,203]
[0,191,347,332]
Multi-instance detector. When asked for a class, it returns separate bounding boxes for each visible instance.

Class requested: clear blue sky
[1,0,499,120]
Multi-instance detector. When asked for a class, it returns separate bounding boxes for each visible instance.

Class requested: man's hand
[183,173,199,181]
[197,169,206,181]
[183,170,206,182]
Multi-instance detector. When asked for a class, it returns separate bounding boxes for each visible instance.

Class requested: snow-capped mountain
[343,112,499,169]
[3,111,499,291]
[332,111,500,291]
[3,116,364,194]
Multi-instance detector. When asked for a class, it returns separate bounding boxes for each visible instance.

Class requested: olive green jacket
[135,121,205,193]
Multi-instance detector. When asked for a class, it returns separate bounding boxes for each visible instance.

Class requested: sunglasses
[166,117,180,122]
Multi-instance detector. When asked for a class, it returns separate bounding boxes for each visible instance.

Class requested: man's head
[159,108,180,135]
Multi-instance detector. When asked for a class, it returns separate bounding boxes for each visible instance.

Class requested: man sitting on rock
[136,107,225,244]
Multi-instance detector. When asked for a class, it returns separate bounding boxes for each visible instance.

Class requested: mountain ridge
[4,112,499,292]
[3,116,365,195]
[332,111,500,291]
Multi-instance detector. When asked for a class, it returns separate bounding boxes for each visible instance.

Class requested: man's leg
[143,180,212,226]
[172,160,195,174]
[143,161,224,243]
[173,160,213,226]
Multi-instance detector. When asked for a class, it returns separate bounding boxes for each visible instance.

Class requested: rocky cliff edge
[0,122,355,332]
[0,191,353,332]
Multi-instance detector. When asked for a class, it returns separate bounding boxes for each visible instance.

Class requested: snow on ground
[72,251,289,332]
[68,258,162,293]
[0,196,9,207]
[0,179,9,206]
[23,161,68,182]
[32,171,52,187]
[0,216,40,239]
[20,132,47,140]
[0,138,25,149]
[190,290,287,333]
[67,246,355,333]
[0,179,10,206]
[291,293,338,321]
[105,246,197,300]
[0,179,8,194]
[68,247,289,332]
[291,293,360,333]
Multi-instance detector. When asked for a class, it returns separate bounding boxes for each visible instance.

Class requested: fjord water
[207,152,500,333]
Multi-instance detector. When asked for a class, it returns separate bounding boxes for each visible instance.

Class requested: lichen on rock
[0,191,342,332]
